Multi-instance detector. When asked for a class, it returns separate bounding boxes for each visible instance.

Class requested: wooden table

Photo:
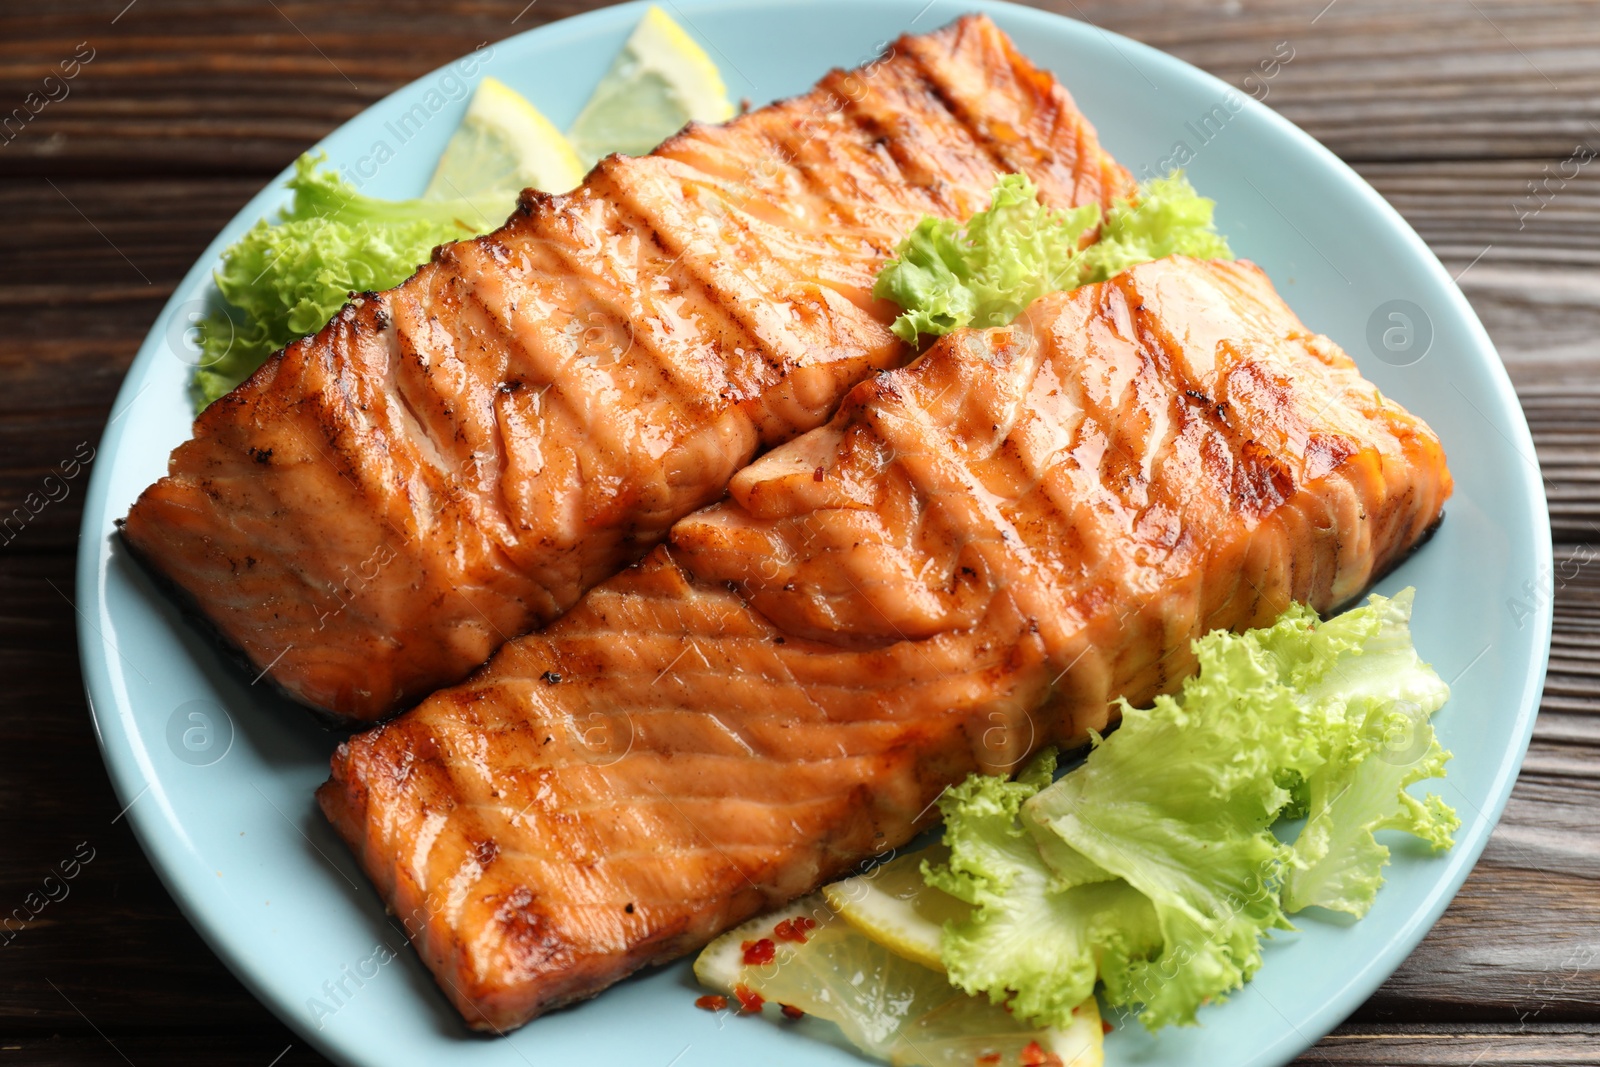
[2,1,1595,1063]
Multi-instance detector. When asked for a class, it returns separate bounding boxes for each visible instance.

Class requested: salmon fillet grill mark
[319,256,1454,1031]
[120,14,1134,724]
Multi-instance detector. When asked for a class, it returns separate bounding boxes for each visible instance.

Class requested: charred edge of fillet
[113,526,360,731]
[318,747,704,1031]
[187,261,408,429]
[501,940,692,1030]
[1323,510,1446,619]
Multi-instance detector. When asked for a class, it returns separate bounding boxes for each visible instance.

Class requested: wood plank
[1294,1024,1600,1065]
[2,1,1598,179]
[1078,0,1600,163]
[0,1035,316,1067]
[0,1024,1595,1067]
[0,0,590,177]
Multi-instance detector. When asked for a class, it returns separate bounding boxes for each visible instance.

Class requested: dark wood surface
[2,1,1596,1063]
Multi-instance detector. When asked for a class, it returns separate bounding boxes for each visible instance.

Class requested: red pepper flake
[694,994,727,1012]
[773,915,818,943]
[741,937,776,966]
[733,983,765,1013]
[976,1053,1002,1066]
[1101,1020,1113,1035]
[780,1003,805,1020]
[1019,1041,1063,1067]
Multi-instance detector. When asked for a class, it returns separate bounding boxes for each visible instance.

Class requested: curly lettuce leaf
[1282,589,1457,917]
[929,590,1456,1033]
[872,174,1099,344]
[1023,607,1320,1030]
[873,171,1230,344]
[1077,173,1233,282]
[923,749,1160,1029]
[192,153,509,409]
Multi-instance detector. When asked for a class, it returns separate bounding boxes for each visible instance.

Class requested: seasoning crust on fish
[120,14,1132,724]
[319,257,1453,1031]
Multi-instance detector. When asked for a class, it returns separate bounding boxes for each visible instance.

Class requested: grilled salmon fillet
[319,256,1452,1031]
[120,14,1133,724]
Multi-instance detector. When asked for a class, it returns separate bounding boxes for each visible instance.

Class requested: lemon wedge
[695,894,1104,1067]
[425,75,585,200]
[567,5,735,166]
[822,845,972,972]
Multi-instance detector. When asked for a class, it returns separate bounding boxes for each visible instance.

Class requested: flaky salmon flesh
[319,256,1453,1031]
[119,14,1133,724]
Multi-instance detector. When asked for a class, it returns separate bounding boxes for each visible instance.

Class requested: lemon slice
[694,895,1104,1067]
[696,897,956,1057]
[823,845,972,971]
[567,5,735,166]
[892,992,1105,1067]
[425,76,585,200]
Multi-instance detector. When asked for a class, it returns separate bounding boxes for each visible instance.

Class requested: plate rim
[74,2,1555,1065]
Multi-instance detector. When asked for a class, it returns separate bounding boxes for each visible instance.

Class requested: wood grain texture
[0,0,1595,1064]
[7,1026,1600,1067]
[1293,1025,1600,1065]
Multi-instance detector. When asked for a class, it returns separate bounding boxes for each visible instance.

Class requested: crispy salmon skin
[120,14,1132,724]
[319,257,1452,1031]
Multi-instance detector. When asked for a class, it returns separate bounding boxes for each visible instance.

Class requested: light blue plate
[76,2,1553,1064]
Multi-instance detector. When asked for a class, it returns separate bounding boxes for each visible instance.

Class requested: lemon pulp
[568,4,735,166]
[695,893,1104,1067]
[425,75,584,200]
[823,845,973,972]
